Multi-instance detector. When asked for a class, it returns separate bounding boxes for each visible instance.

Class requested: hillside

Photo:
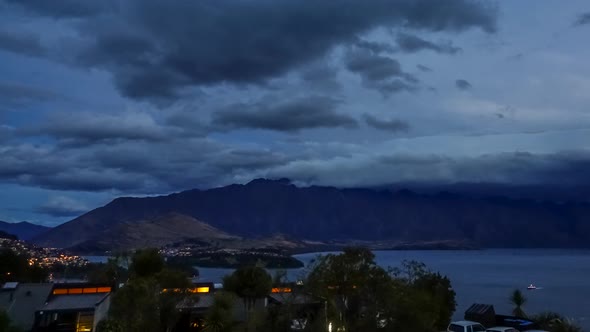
[34,179,590,249]
[45,212,239,251]
[0,221,50,241]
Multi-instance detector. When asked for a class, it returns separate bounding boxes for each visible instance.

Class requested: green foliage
[96,318,124,332]
[0,310,25,332]
[107,248,197,332]
[223,266,272,310]
[306,248,456,332]
[204,291,236,332]
[531,312,582,332]
[509,289,527,318]
[86,260,128,285]
[306,247,394,330]
[109,278,160,332]
[0,248,47,283]
[130,248,165,278]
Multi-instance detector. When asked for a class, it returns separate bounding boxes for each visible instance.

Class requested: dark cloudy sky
[1,0,590,225]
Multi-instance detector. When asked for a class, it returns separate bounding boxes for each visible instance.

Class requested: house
[33,283,112,332]
[1,282,54,331]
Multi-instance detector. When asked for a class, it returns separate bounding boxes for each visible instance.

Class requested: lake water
[193,249,590,329]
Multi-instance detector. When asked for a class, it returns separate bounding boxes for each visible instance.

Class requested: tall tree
[204,292,236,332]
[509,289,527,318]
[129,248,165,278]
[306,247,393,331]
[223,266,272,311]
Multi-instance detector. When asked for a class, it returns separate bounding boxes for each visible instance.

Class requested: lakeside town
[1,238,583,332]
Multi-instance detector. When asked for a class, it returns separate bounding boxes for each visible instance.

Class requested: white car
[487,327,520,332]
[448,321,487,332]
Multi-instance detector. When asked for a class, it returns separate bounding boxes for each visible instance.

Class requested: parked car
[448,321,487,332]
[487,327,520,332]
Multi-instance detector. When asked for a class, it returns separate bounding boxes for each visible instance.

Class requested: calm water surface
[195,249,590,329]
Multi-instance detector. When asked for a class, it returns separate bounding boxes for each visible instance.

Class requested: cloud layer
[6,0,496,100]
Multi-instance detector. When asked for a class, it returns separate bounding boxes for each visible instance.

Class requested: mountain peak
[246,178,292,186]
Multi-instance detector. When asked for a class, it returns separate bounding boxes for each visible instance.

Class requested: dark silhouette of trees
[305,248,457,332]
[223,266,272,311]
[0,249,47,283]
[509,289,527,318]
[101,248,195,332]
[531,312,582,332]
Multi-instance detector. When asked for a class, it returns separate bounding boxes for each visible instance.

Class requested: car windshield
[449,324,465,332]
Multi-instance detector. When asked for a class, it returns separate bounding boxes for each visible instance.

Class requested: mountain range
[0,221,50,241]
[32,179,590,250]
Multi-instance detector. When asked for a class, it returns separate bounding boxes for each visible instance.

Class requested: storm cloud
[396,33,462,54]
[0,82,62,109]
[574,12,590,26]
[363,114,410,132]
[23,112,171,144]
[416,64,433,72]
[7,0,496,99]
[0,30,46,57]
[212,96,358,132]
[455,79,472,90]
[345,51,418,95]
[269,151,590,188]
[36,196,90,217]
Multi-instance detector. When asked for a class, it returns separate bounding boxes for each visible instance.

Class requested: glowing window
[271,287,292,293]
[68,288,83,294]
[97,287,112,293]
[82,288,97,294]
[195,287,210,293]
[52,289,68,295]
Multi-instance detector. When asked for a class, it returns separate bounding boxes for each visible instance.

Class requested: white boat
[527,284,537,290]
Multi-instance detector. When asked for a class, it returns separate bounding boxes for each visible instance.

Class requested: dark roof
[465,303,495,315]
[6,283,54,330]
[40,293,110,312]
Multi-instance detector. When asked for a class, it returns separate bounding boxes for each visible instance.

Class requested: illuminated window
[76,312,94,332]
[83,288,97,294]
[52,289,68,295]
[195,287,210,293]
[271,287,292,293]
[68,288,83,294]
[97,287,111,293]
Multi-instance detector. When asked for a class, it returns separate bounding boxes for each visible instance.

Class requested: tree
[306,249,457,332]
[509,289,527,318]
[531,312,582,332]
[0,310,25,332]
[306,247,393,331]
[96,319,124,332]
[109,278,160,332]
[223,266,272,311]
[0,249,47,283]
[108,248,196,332]
[157,268,195,332]
[204,292,236,332]
[129,248,165,278]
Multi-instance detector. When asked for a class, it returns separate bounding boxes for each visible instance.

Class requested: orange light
[271,287,292,293]
[52,289,68,295]
[68,288,83,294]
[97,287,111,293]
[83,288,97,294]
[195,287,210,293]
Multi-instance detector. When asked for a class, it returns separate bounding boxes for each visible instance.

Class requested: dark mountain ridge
[34,179,590,249]
[0,221,50,241]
